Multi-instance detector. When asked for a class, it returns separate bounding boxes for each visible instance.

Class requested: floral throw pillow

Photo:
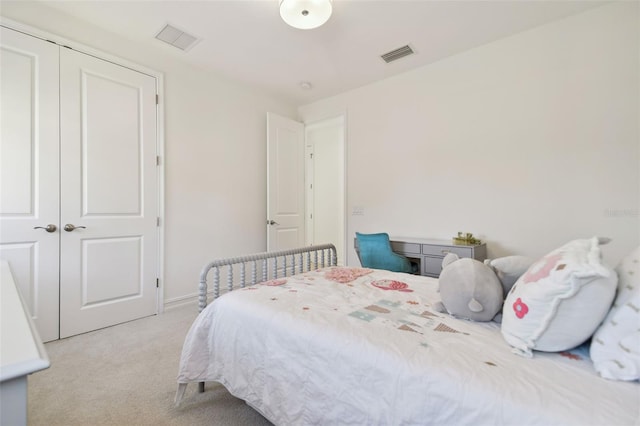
[590,246,640,381]
[501,237,617,358]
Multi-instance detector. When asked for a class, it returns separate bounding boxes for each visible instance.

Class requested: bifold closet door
[59,48,158,338]
[0,27,61,342]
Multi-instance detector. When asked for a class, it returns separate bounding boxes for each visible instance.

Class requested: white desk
[0,260,50,426]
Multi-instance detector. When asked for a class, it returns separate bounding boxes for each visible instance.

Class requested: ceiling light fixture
[280,0,333,30]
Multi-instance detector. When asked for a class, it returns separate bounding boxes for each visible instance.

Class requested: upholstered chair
[355,232,417,273]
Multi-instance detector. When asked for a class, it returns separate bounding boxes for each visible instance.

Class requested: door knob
[34,224,57,233]
[64,224,86,232]
[267,220,279,225]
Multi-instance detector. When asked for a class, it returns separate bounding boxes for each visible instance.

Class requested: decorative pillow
[501,237,617,358]
[485,255,535,296]
[590,245,640,381]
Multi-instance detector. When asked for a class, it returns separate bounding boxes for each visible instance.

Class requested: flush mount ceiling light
[280,0,333,30]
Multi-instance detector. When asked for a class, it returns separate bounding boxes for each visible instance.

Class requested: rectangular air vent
[155,24,199,51]
[380,45,415,63]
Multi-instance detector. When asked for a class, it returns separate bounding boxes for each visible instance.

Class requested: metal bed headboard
[198,243,337,312]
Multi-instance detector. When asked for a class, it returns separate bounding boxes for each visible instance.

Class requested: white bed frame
[177,243,337,401]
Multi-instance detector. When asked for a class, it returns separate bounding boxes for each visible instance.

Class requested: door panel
[267,113,305,251]
[59,48,158,338]
[82,237,142,305]
[82,72,142,215]
[1,46,37,214]
[0,27,60,342]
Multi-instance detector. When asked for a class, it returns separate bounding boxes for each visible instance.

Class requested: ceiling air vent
[380,45,415,63]
[155,24,199,51]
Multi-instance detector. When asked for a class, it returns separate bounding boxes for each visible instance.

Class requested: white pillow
[590,245,640,381]
[486,255,535,296]
[501,237,617,358]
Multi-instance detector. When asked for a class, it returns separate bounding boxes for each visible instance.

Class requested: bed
[176,243,640,425]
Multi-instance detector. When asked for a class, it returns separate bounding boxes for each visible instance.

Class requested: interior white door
[266,113,305,252]
[0,27,61,342]
[59,48,158,338]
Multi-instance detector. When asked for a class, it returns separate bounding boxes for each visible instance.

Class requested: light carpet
[28,304,272,426]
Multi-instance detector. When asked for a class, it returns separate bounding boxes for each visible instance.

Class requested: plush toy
[434,253,535,322]
[433,253,504,322]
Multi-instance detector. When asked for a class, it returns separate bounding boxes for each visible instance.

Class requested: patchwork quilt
[177,267,639,425]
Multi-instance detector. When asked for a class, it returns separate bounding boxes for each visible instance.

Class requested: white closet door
[0,27,61,342]
[59,48,158,338]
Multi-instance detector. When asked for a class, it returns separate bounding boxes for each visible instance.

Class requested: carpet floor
[28,304,272,426]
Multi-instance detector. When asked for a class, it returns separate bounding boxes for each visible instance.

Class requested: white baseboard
[163,293,199,311]
[163,289,224,311]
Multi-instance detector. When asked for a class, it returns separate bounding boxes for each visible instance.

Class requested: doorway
[305,116,346,265]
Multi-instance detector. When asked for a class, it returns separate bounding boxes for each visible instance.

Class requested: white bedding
[177,267,640,425]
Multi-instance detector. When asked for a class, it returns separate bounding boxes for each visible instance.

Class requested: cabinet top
[390,237,486,248]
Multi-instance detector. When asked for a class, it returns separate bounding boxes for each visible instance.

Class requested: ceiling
[36,0,606,105]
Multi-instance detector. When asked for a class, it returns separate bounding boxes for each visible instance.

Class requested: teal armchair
[355,232,417,274]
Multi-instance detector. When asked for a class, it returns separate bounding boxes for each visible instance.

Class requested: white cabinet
[0,261,49,426]
[0,26,160,341]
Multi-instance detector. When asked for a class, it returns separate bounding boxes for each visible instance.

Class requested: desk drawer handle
[441,249,451,255]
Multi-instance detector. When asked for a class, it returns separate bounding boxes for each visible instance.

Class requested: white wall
[299,2,640,267]
[0,2,298,306]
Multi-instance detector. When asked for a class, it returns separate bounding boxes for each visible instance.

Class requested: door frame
[0,17,166,314]
[304,113,347,266]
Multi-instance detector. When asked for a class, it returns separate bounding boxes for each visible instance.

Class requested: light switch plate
[352,206,364,216]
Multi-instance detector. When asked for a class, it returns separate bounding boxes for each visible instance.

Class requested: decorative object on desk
[453,232,481,245]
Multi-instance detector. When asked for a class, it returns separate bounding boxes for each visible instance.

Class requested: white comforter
[177,267,639,425]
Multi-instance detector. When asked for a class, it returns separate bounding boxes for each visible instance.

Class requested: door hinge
[156,155,161,166]
[310,153,314,159]
[156,217,161,227]
[156,278,159,288]
[156,94,159,104]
